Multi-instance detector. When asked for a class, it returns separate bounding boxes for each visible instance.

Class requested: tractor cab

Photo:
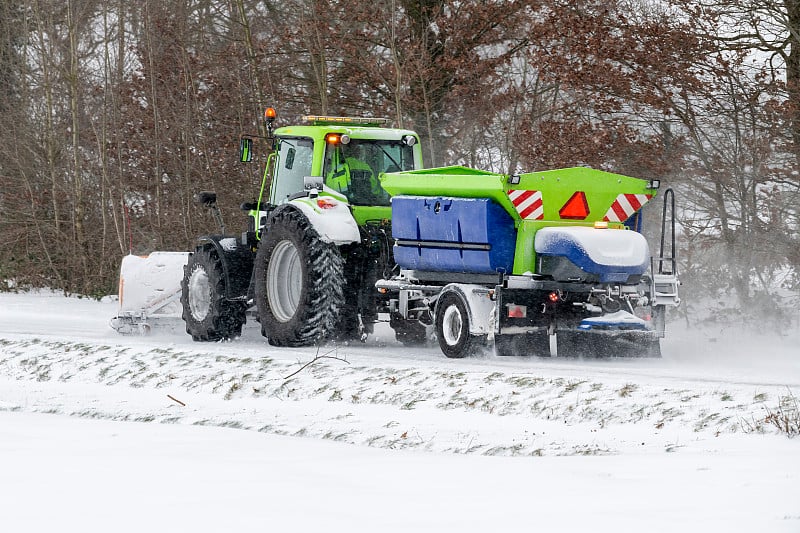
[262,114,423,226]
[322,131,417,206]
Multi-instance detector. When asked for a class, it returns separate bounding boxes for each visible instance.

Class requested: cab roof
[274,124,418,141]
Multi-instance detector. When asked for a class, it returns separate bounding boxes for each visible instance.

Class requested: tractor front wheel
[254,208,345,347]
[180,246,246,341]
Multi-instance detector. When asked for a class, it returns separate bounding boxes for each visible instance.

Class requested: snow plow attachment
[110,252,190,334]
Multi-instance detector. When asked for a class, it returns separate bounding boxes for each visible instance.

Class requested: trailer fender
[436,283,496,336]
[285,196,360,245]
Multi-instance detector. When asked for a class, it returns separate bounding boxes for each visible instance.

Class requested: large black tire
[180,246,247,341]
[254,208,345,347]
[495,332,551,357]
[435,291,485,358]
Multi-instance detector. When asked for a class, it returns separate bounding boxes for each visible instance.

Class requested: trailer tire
[180,246,246,341]
[435,291,484,358]
[254,208,345,347]
[495,332,550,357]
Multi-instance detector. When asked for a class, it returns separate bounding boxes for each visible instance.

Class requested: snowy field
[0,291,798,532]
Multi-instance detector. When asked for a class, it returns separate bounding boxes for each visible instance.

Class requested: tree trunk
[786,0,800,162]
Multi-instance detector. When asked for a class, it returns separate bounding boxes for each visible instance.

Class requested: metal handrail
[659,188,676,275]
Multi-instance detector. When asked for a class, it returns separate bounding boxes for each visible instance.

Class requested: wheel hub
[188,267,211,322]
[267,240,302,322]
[441,305,464,346]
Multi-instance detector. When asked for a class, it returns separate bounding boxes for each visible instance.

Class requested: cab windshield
[323,139,414,206]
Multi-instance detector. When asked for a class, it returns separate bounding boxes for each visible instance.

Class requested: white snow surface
[1,291,798,532]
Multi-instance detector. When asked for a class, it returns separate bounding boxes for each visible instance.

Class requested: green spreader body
[381,165,659,275]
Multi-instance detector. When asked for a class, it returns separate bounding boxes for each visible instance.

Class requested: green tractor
[178,109,423,346]
[113,108,678,358]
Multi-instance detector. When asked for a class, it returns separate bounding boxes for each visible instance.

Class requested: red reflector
[317,198,337,209]
[559,191,590,219]
[507,305,527,318]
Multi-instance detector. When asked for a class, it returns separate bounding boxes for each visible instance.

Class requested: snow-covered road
[0,291,798,531]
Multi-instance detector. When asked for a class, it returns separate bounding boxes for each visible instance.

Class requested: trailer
[377,166,680,358]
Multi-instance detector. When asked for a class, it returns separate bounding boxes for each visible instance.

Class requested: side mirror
[303,176,323,191]
[239,137,253,163]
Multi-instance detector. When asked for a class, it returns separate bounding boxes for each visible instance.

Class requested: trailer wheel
[180,246,246,341]
[495,333,551,357]
[254,208,345,347]
[435,291,484,358]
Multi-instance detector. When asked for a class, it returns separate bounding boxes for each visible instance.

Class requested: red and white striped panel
[508,189,544,220]
[603,193,652,222]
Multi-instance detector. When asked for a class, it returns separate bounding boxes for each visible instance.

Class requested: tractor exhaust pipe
[196,191,226,235]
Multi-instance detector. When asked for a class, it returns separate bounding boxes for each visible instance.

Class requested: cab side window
[270,137,314,204]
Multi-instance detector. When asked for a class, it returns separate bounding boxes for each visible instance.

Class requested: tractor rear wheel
[180,246,246,341]
[254,208,345,347]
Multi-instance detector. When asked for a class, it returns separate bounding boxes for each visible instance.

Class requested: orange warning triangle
[559,191,590,219]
